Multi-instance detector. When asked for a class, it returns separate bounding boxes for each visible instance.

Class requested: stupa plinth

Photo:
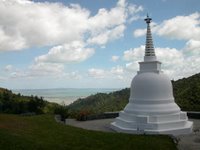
[111,15,193,135]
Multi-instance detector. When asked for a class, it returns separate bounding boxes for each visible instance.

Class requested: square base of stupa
[110,111,193,135]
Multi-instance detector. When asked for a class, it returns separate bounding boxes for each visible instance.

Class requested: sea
[12,88,120,105]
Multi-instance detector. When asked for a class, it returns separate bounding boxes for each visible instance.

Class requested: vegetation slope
[0,114,176,150]
[173,73,200,111]
[0,88,59,115]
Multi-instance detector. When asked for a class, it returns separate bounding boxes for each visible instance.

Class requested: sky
[0,0,200,89]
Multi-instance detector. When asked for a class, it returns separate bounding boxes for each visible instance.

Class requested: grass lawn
[0,114,177,150]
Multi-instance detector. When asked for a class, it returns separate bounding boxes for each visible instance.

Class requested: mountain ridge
[68,73,200,116]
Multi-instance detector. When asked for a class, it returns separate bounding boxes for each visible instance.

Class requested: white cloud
[133,12,200,41]
[125,62,138,72]
[128,4,143,15]
[0,76,6,81]
[4,65,13,72]
[87,66,125,80]
[88,68,107,79]
[123,44,200,80]
[111,66,124,75]
[6,62,64,79]
[111,55,120,62]
[1,0,143,66]
[123,45,187,79]
[0,0,90,51]
[184,39,200,55]
[0,0,146,88]
[65,71,82,80]
[4,0,33,5]
[5,63,84,81]
[123,45,144,62]
[0,0,143,52]
[157,13,200,40]
[127,4,143,23]
[87,25,126,45]
[88,0,126,36]
[156,47,184,68]
[87,0,142,46]
[29,62,64,77]
[133,28,146,37]
[111,69,124,80]
[10,71,27,78]
[35,41,94,63]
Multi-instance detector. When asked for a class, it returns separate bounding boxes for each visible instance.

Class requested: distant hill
[0,87,48,114]
[173,73,200,111]
[68,88,129,116]
[68,73,200,116]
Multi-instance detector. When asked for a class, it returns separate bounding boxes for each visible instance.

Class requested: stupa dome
[125,72,181,115]
[130,72,173,100]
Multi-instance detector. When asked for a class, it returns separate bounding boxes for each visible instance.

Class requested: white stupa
[111,15,193,135]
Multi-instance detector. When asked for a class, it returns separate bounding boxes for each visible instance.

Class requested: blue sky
[0,0,200,89]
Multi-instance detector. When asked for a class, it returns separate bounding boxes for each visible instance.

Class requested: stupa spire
[144,14,156,61]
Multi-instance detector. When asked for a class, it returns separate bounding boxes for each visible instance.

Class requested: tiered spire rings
[144,15,155,57]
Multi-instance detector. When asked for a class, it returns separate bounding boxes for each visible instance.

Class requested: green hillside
[68,88,129,115]
[173,73,200,111]
[0,88,58,114]
[0,114,176,150]
[68,73,200,117]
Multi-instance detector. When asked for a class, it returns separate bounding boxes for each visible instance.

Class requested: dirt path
[176,119,200,150]
[65,118,114,132]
